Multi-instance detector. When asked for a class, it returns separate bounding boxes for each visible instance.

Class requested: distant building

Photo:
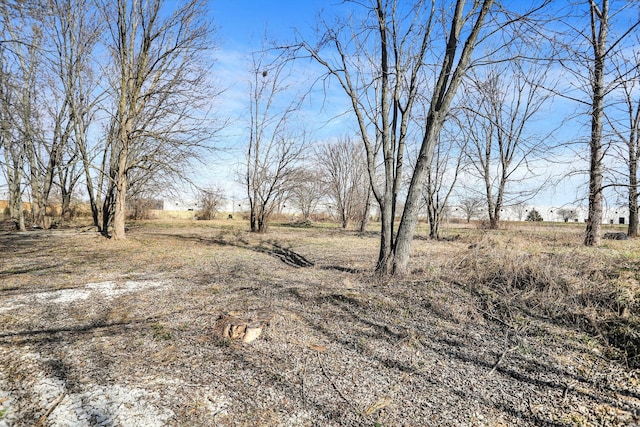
[448,204,630,225]
[161,199,198,211]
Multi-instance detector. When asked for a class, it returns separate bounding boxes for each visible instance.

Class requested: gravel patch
[0,280,167,313]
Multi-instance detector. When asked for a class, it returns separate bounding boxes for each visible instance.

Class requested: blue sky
[210,0,330,49]
[199,1,353,200]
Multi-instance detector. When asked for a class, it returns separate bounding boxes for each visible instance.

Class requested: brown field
[0,219,639,426]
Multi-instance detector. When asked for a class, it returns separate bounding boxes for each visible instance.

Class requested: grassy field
[0,219,639,426]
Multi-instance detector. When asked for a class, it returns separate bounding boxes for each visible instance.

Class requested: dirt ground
[0,221,639,426]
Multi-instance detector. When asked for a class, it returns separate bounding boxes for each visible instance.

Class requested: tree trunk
[250,210,257,232]
[340,208,348,229]
[112,170,127,239]
[376,199,394,274]
[584,0,607,247]
[61,189,72,220]
[628,104,639,237]
[257,213,267,233]
[8,178,25,231]
[25,134,47,228]
[393,126,439,276]
[584,145,604,246]
[490,199,502,229]
[429,210,440,240]
[629,161,638,237]
[3,140,26,231]
[358,191,371,233]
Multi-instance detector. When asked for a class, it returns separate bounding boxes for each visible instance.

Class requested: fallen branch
[34,392,65,427]
[316,353,359,414]
[488,344,520,377]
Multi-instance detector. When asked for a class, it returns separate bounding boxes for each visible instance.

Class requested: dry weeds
[0,220,639,426]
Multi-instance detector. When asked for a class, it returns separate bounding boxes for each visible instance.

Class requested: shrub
[525,209,543,222]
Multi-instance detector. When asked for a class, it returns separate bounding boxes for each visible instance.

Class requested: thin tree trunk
[584,0,608,247]
[112,155,128,239]
[629,159,638,237]
[627,100,639,237]
[358,190,371,233]
[376,199,394,273]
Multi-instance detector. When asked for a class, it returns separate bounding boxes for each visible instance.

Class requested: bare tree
[302,0,507,274]
[288,167,323,222]
[99,0,215,239]
[512,202,528,221]
[0,47,26,230]
[608,37,640,237]
[1,3,47,228]
[458,196,484,223]
[42,0,104,225]
[244,48,305,233]
[552,0,640,245]
[0,6,27,230]
[316,137,370,230]
[557,207,579,222]
[583,0,609,245]
[463,59,554,229]
[197,186,225,220]
[421,121,467,239]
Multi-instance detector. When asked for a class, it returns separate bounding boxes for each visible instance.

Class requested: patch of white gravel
[45,384,174,427]
[0,352,174,426]
[0,280,168,313]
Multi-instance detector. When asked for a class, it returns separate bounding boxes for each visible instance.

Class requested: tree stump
[213,311,274,343]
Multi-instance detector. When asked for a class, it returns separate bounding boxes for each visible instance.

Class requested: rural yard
[1,220,639,426]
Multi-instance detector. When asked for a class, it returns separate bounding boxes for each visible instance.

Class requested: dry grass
[1,220,639,426]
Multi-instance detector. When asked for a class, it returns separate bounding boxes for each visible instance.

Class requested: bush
[525,209,543,222]
[197,187,225,220]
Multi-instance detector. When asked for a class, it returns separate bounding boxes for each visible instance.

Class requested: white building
[449,204,630,225]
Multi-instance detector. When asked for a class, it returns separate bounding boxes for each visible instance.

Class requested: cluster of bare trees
[236,0,640,275]
[296,0,548,274]
[2,0,640,275]
[316,137,371,231]
[298,0,640,274]
[240,48,373,233]
[241,130,371,232]
[0,0,217,238]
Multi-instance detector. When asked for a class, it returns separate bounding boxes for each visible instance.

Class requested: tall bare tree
[301,0,432,272]
[244,49,305,233]
[552,0,640,245]
[0,45,26,230]
[1,3,48,228]
[99,0,215,239]
[288,167,324,222]
[608,37,640,237]
[42,0,103,225]
[463,59,554,229]
[301,0,535,274]
[584,0,609,245]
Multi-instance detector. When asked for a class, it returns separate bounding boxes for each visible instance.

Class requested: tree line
[0,0,217,239]
[2,0,639,276]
